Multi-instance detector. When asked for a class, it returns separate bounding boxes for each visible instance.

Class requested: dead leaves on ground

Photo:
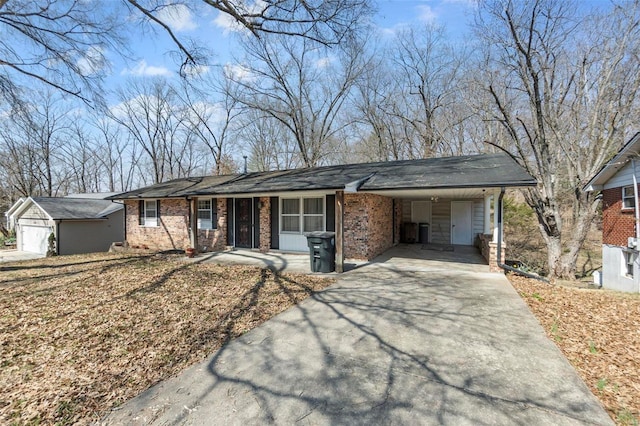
[0,253,333,425]
[509,275,640,425]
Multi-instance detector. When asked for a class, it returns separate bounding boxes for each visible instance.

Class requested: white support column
[484,194,491,235]
[492,191,499,242]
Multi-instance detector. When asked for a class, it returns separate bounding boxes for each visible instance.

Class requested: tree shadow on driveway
[107,264,613,425]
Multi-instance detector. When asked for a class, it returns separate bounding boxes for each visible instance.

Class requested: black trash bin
[305,231,336,273]
[419,223,429,244]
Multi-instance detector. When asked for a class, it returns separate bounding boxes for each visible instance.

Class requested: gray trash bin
[305,231,336,273]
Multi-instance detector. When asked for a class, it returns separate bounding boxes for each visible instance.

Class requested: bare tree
[474,0,640,279]
[0,0,126,106]
[177,73,242,175]
[110,78,193,184]
[229,33,368,167]
[238,107,304,170]
[125,0,373,73]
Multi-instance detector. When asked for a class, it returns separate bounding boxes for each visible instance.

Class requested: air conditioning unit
[628,237,637,248]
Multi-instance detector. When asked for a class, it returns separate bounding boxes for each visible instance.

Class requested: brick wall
[344,193,393,260]
[259,197,271,253]
[602,186,637,246]
[197,198,228,252]
[125,199,190,250]
[479,234,505,273]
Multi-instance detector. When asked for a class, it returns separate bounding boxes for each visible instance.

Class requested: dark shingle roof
[32,197,123,220]
[108,153,536,199]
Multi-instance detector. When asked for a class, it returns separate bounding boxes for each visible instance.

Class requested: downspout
[496,187,549,283]
[632,158,640,293]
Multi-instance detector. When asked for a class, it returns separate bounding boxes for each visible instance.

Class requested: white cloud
[183,64,211,77]
[443,0,479,7]
[416,5,438,24]
[156,4,197,32]
[378,22,411,37]
[223,63,254,82]
[121,60,172,77]
[315,56,334,69]
[212,0,267,35]
[213,11,246,35]
[76,46,108,76]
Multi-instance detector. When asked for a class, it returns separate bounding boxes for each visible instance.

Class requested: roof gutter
[496,187,549,283]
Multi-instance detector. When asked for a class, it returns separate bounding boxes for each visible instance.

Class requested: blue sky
[105,1,477,93]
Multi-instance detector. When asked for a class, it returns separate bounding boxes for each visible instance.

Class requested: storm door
[235,198,253,248]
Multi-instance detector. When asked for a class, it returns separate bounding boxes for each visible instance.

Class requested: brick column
[259,197,271,253]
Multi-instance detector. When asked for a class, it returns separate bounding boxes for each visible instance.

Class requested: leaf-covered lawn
[509,275,640,426]
[0,253,333,425]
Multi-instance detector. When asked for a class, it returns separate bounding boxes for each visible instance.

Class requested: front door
[451,201,473,245]
[235,198,253,248]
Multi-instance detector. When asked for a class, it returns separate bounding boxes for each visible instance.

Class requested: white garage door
[21,225,51,254]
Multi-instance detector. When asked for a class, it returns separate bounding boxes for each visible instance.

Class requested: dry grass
[509,275,640,425]
[0,252,333,425]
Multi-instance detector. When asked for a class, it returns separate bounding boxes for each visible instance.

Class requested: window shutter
[212,198,218,229]
[156,200,161,222]
[138,200,144,225]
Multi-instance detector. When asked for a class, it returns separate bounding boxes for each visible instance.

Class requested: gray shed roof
[31,197,123,220]
[109,153,536,199]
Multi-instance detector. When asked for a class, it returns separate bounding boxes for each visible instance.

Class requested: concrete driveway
[104,246,612,425]
[0,249,44,263]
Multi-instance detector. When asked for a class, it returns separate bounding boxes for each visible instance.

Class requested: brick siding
[259,197,271,253]
[344,193,394,260]
[125,199,190,250]
[602,186,637,246]
[125,198,228,251]
[197,198,228,252]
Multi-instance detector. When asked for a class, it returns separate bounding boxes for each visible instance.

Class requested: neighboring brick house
[585,132,640,293]
[109,153,536,272]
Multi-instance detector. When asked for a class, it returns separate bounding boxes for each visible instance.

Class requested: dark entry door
[235,198,253,248]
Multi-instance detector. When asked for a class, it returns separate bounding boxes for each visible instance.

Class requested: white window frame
[622,186,635,209]
[197,199,217,230]
[142,200,158,227]
[281,198,301,233]
[280,196,325,234]
[623,249,636,278]
[303,197,324,233]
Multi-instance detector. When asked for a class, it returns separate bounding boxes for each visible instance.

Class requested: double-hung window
[139,200,159,227]
[197,199,217,230]
[623,186,635,209]
[281,198,301,232]
[281,197,324,233]
[624,250,637,278]
[303,198,324,232]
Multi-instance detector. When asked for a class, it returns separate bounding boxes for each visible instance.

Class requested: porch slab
[189,244,490,276]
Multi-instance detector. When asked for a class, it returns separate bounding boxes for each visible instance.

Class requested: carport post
[484,194,491,235]
[335,190,344,273]
[189,197,198,251]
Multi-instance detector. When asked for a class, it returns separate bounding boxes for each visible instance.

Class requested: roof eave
[583,132,640,191]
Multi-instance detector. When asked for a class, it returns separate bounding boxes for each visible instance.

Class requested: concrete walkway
[0,249,44,263]
[104,246,612,425]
